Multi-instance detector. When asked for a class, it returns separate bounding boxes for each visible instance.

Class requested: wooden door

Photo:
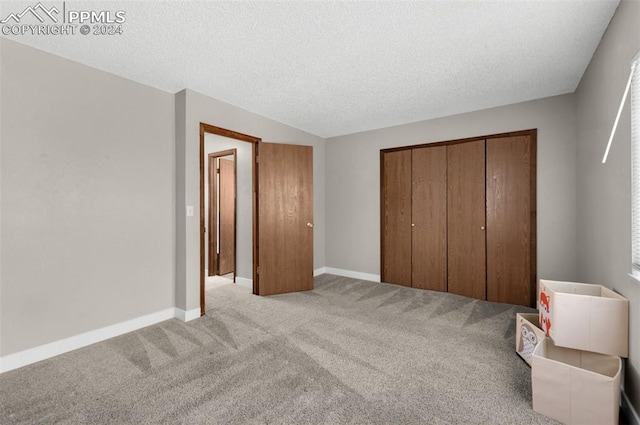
[447,140,486,300]
[218,158,236,275]
[208,155,217,276]
[381,150,412,286]
[258,143,313,295]
[486,135,536,307]
[412,146,447,292]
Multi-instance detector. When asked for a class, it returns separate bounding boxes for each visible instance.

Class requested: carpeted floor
[1,274,565,424]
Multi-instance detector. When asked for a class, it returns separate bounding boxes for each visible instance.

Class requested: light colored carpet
[1,274,562,424]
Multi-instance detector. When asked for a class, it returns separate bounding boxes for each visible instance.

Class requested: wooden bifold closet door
[447,140,486,300]
[381,150,412,286]
[412,146,447,292]
[486,136,535,306]
[382,147,448,290]
[380,130,536,307]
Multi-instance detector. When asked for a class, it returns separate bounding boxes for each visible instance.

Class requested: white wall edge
[175,307,201,322]
[0,307,193,374]
[236,277,252,289]
[324,267,381,282]
[313,267,326,277]
[622,387,640,425]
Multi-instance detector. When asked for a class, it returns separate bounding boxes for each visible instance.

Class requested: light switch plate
[186,205,194,217]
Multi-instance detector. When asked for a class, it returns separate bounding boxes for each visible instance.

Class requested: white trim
[313,267,326,276]
[235,277,252,289]
[175,307,201,322]
[323,267,381,282]
[622,387,640,425]
[0,307,181,373]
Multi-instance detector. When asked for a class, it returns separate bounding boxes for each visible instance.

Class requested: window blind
[631,53,640,274]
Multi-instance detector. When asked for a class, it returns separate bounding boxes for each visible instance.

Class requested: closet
[381,130,536,307]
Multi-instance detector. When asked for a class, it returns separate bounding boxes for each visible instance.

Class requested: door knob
[411,223,415,227]
[481,226,485,230]
[307,223,314,228]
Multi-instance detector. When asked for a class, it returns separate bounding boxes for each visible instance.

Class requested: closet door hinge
[257,266,261,274]
[256,155,260,163]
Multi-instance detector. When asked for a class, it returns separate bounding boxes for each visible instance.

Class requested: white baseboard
[323,267,381,282]
[314,267,326,276]
[236,277,252,289]
[0,307,200,374]
[175,307,201,322]
[622,387,640,425]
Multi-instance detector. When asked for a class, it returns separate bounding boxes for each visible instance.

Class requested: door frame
[207,149,237,279]
[200,123,261,316]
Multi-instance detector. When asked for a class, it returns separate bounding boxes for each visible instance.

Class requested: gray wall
[325,93,578,282]
[203,135,252,280]
[575,0,640,413]
[0,40,327,356]
[175,89,326,312]
[0,39,176,356]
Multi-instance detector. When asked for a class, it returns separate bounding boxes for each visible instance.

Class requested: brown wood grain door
[486,135,535,307]
[412,146,447,292]
[208,155,217,276]
[447,140,486,300]
[381,150,412,286]
[258,143,313,295]
[218,158,236,275]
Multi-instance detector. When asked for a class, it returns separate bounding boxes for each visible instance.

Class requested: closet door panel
[412,146,447,292]
[382,150,412,286]
[447,140,486,300]
[486,135,535,307]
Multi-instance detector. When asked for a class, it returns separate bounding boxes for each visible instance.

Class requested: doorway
[207,150,237,280]
[199,123,316,316]
[200,124,260,316]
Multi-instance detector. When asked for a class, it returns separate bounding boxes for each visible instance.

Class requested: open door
[218,158,236,275]
[257,142,313,295]
[207,150,237,278]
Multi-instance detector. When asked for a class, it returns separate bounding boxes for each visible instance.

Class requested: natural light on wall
[602,60,637,164]
[630,51,640,277]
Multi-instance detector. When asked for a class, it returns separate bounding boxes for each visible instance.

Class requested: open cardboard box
[538,279,628,357]
[532,337,621,425]
[515,313,545,366]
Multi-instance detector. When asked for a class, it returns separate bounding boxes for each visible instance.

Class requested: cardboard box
[538,279,628,357]
[532,338,621,425]
[515,313,545,366]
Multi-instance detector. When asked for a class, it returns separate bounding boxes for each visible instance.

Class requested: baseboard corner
[235,277,253,289]
[175,307,201,322]
[313,267,327,276]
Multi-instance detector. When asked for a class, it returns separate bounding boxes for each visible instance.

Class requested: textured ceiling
[1,0,619,138]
